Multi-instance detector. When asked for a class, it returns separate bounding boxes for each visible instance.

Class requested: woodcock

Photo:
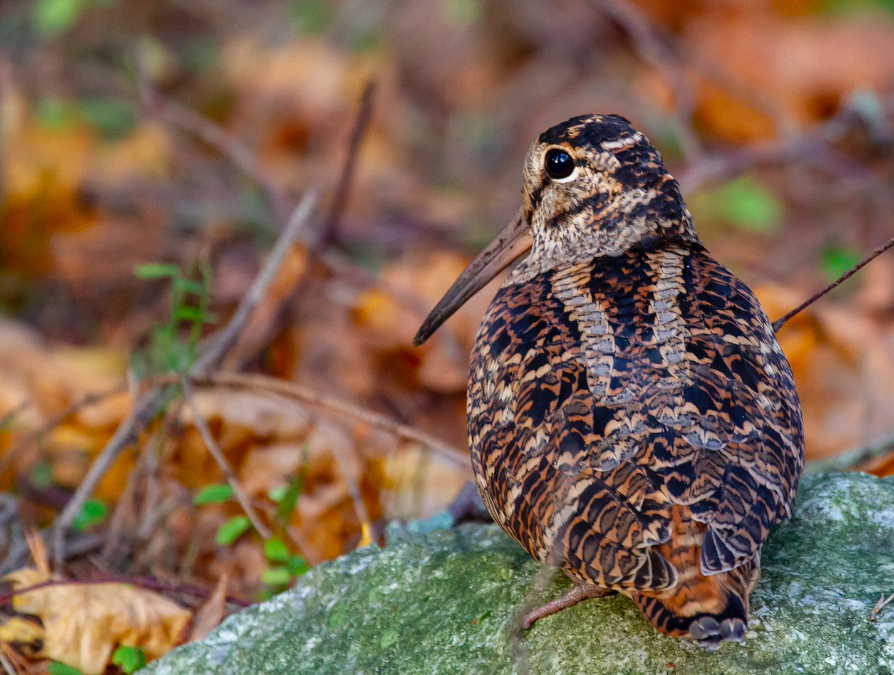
[413,114,804,646]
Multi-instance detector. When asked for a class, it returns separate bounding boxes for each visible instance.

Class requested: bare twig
[0,383,129,479]
[0,575,252,608]
[590,0,793,138]
[101,404,182,562]
[772,234,894,333]
[596,0,702,159]
[138,75,292,225]
[180,377,270,538]
[50,388,172,566]
[330,448,374,548]
[193,191,319,374]
[50,193,319,565]
[189,372,470,470]
[0,642,17,675]
[229,82,378,367]
[0,401,28,431]
[320,80,377,245]
[805,433,894,475]
[677,104,866,193]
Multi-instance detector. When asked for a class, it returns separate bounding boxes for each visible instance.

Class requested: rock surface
[143,473,894,675]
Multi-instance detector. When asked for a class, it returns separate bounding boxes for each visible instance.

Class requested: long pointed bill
[413,208,532,346]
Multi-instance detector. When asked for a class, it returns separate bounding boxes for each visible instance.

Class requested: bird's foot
[521,584,615,630]
[689,616,747,649]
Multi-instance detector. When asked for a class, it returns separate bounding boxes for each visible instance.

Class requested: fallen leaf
[0,616,44,654]
[187,574,228,643]
[5,569,190,675]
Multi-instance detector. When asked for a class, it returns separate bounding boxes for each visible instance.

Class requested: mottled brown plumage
[415,114,804,645]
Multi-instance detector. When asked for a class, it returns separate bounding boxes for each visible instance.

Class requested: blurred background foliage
[1,0,894,668]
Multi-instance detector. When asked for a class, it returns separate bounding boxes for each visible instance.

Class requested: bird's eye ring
[544,148,576,181]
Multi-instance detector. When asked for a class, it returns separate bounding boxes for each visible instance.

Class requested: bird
[413,114,804,646]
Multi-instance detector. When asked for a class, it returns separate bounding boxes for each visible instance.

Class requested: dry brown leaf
[181,389,311,440]
[5,569,190,675]
[689,9,894,136]
[188,574,228,643]
[23,529,49,576]
[238,442,307,496]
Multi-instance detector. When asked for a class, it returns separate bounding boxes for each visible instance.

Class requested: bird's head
[413,114,698,346]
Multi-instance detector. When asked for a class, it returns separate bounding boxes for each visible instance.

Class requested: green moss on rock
[142,473,894,675]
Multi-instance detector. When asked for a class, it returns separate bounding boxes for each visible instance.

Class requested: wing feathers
[467,244,803,591]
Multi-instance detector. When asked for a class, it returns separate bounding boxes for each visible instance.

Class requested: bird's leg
[521,584,614,629]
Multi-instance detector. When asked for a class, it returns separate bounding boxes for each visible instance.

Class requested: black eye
[544,148,575,180]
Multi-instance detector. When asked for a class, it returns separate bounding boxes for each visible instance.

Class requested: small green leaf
[289,0,332,34]
[261,566,292,586]
[690,178,783,234]
[275,453,307,524]
[275,477,303,523]
[32,0,84,36]
[77,97,136,140]
[194,484,235,505]
[264,537,290,563]
[72,499,107,532]
[182,35,220,72]
[174,305,211,323]
[134,262,181,280]
[112,645,146,673]
[30,462,53,488]
[172,277,207,295]
[821,245,863,283]
[35,97,76,132]
[441,0,481,24]
[216,516,251,545]
[47,662,86,675]
[287,555,310,577]
[268,485,289,503]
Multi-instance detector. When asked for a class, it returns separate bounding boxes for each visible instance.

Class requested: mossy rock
[143,473,894,675]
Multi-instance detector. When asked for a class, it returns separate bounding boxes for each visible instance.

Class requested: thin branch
[804,433,894,475]
[677,104,866,193]
[228,82,379,368]
[0,383,129,479]
[596,0,702,159]
[193,191,319,375]
[101,403,181,562]
[0,401,28,431]
[189,372,470,470]
[330,449,374,548]
[0,642,17,675]
[590,0,793,139]
[180,377,270,538]
[50,388,172,566]
[320,79,377,246]
[772,234,894,333]
[50,193,319,566]
[0,576,252,608]
[138,74,292,225]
